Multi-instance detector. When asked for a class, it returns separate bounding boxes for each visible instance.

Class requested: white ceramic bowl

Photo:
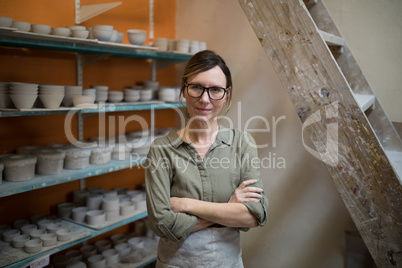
[127,237,144,249]
[114,242,131,257]
[65,85,83,93]
[72,95,95,107]
[139,89,153,101]
[9,94,38,109]
[92,25,113,31]
[127,30,147,46]
[86,210,105,226]
[72,207,89,222]
[56,228,72,241]
[120,201,136,216]
[12,234,30,248]
[24,238,43,253]
[0,16,12,27]
[87,255,106,268]
[40,232,57,246]
[68,25,86,31]
[102,196,119,211]
[11,21,31,32]
[3,229,20,242]
[52,27,71,37]
[63,94,81,107]
[47,222,62,233]
[31,24,51,35]
[92,29,113,41]
[107,91,123,103]
[21,224,38,235]
[94,240,112,252]
[39,94,64,109]
[29,229,46,239]
[71,29,89,39]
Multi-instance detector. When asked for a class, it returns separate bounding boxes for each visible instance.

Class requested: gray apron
[156,227,244,268]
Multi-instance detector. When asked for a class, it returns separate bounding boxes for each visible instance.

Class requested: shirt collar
[167,124,233,149]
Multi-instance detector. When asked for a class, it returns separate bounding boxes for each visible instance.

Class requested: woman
[145,50,268,267]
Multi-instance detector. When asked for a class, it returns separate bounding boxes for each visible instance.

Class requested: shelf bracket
[75,0,122,25]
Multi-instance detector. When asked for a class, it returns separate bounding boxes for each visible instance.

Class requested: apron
[156,227,244,268]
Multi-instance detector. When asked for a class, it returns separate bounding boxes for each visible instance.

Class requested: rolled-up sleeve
[145,143,197,242]
[239,132,268,227]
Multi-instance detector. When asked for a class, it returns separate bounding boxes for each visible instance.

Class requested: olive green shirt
[145,126,268,242]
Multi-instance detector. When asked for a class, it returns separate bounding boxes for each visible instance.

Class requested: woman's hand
[229,179,263,203]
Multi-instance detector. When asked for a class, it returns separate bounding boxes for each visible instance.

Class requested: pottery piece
[101,196,119,211]
[21,224,38,235]
[80,244,97,259]
[73,190,90,205]
[86,194,103,210]
[47,222,62,233]
[110,233,126,246]
[2,154,37,181]
[34,149,65,175]
[105,209,119,221]
[13,219,30,229]
[87,255,106,268]
[94,240,111,252]
[72,207,89,222]
[56,228,72,241]
[90,147,112,164]
[86,210,105,226]
[31,24,51,34]
[72,95,95,107]
[64,148,91,169]
[102,248,119,266]
[92,29,113,41]
[29,229,46,239]
[58,202,75,218]
[71,29,89,39]
[11,21,31,31]
[0,16,13,27]
[114,242,131,257]
[158,87,177,102]
[120,201,136,216]
[127,29,147,46]
[37,219,53,230]
[40,232,57,246]
[3,229,20,242]
[12,234,30,248]
[107,91,123,103]
[51,27,71,37]
[127,237,144,249]
[39,94,65,109]
[24,238,43,253]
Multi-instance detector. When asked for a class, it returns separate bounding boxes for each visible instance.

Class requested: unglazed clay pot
[2,154,37,181]
[64,147,91,169]
[34,149,65,175]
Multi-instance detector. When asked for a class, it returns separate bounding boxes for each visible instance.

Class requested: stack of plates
[64,86,83,107]
[0,82,12,108]
[39,85,65,109]
[9,82,39,109]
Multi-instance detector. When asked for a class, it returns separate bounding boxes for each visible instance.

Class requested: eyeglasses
[185,83,227,100]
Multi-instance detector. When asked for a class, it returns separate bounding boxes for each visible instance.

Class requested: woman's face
[184,65,229,123]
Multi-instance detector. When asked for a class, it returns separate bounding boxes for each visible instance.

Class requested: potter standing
[145,50,268,268]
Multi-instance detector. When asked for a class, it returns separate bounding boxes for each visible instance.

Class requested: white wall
[176,1,356,267]
[325,0,402,122]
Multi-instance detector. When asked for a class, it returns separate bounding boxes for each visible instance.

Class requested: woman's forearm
[173,198,258,228]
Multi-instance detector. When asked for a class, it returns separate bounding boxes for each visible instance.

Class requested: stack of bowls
[91,25,113,41]
[168,39,176,52]
[127,30,147,46]
[39,84,65,109]
[153,38,168,51]
[91,85,108,103]
[144,80,159,100]
[63,85,83,107]
[68,25,89,39]
[175,39,190,53]
[158,87,178,102]
[0,82,13,108]
[9,82,39,109]
[107,91,123,103]
[123,88,140,102]
[0,16,13,27]
[190,40,200,54]
[51,27,71,37]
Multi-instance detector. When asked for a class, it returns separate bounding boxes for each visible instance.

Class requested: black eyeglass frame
[185,83,228,100]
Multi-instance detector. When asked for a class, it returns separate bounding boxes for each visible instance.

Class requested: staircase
[237,0,401,267]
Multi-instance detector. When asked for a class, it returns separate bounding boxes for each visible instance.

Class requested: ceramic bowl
[11,21,31,32]
[94,240,112,252]
[62,94,81,107]
[110,233,126,246]
[65,85,82,94]
[86,194,103,210]
[12,234,30,248]
[158,87,177,102]
[120,201,136,216]
[139,89,152,101]
[64,148,91,169]
[40,232,57,246]
[47,222,62,233]
[31,24,51,35]
[3,154,37,181]
[80,244,97,259]
[102,196,119,211]
[24,238,43,253]
[65,249,84,263]
[71,29,89,39]
[35,149,65,175]
[0,16,13,27]
[105,209,119,221]
[92,25,113,31]
[86,210,105,226]
[116,32,124,43]
[51,27,71,37]
[107,91,123,103]
[92,29,113,41]
[114,242,131,257]
[127,30,147,46]
[37,219,53,230]
[3,229,20,242]
[29,229,46,239]
[72,207,89,222]
[39,94,64,109]
[87,254,106,268]
[102,248,119,266]
[21,224,38,235]
[127,237,144,249]
[9,94,38,109]
[68,25,86,31]
[56,228,72,241]
[72,95,95,107]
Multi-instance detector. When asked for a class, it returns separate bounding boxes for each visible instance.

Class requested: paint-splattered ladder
[237,0,401,267]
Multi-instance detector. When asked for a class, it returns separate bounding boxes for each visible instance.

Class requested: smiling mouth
[196,108,211,113]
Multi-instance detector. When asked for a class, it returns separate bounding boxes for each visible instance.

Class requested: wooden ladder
[237,0,402,267]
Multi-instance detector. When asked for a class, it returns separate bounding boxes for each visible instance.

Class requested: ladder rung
[385,150,402,182]
[303,0,318,8]
[318,29,345,47]
[352,93,375,112]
